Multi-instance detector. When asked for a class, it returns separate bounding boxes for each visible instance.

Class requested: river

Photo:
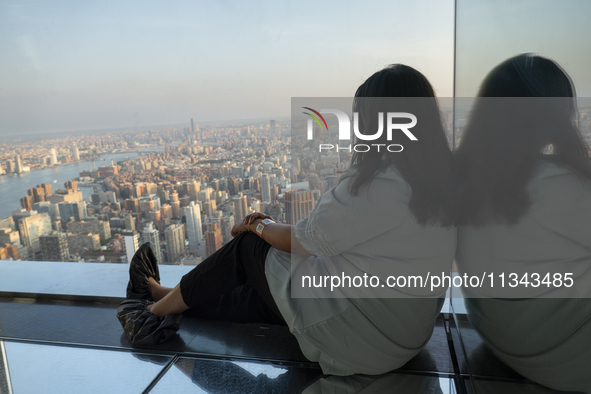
[0,150,163,220]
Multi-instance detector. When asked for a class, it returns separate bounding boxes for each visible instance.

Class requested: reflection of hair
[350,64,456,227]
[456,54,591,226]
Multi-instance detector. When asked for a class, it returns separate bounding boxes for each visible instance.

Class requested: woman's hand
[231,221,250,238]
[243,212,273,225]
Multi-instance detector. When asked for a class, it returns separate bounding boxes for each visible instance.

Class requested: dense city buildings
[0,114,420,263]
[9,106,588,264]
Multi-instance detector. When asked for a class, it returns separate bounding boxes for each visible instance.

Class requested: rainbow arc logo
[302,107,328,134]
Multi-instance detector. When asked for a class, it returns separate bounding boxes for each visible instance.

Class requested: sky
[455,0,591,97]
[2,0,588,137]
[0,0,454,135]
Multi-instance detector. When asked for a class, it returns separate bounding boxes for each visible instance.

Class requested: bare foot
[148,277,174,301]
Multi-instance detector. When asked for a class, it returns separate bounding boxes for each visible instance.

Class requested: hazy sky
[0,0,454,135]
[455,0,591,97]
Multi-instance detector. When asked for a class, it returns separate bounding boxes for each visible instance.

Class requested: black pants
[179,232,287,326]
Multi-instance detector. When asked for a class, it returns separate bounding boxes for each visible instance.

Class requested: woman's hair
[349,64,456,227]
[455,54,591,226]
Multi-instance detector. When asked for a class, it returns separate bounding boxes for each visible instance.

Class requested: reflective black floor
[0,297,578,393]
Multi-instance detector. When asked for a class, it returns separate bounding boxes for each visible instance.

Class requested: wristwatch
[255,218,275,238]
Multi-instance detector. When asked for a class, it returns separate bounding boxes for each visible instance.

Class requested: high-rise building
[27,184,51,203]
[165,223,186,264]
[161,204,172,219]
[205,222,222,257]
[66,220,110,241]
[203,200,216,217]
[49,148,58,165]
[20,196,34,211]
[232,193,248,221]
[142,222,162,264]
[125,198,140,213]
[191,118,194,133]
[64,180,78,192]
[6,159,15,173]
[197,188,212,203]
[124,214,135,231]
[284,189,316,225]
[66,232,100,256]
[261,173,271,203]
[34,201,60,222]
[40,232,69,261]
[270,119,276,134]
[47,189,84,205]
[171,200,181,218]
[140,197,156,213]
[122,230,140,263]
[188,181,200,202]
[184,201,203,252]
[15,155,23,173]
[58,201,87,221]
[0,228,21,247]
[220,215,235,244]
[18,212,52,256]
[72,145,80,161]
[271,185,279,202]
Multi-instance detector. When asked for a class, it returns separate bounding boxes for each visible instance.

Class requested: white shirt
[265,165,456,375]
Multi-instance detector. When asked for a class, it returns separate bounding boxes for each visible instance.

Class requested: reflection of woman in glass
[144,64,456,376]
[455,54,591,392]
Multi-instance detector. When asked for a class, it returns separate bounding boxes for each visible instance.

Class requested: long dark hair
[349,64,456,227]
[455,54,591,226]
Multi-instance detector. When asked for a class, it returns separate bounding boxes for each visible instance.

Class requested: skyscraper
[58,201,87,221]
[18,212,52,256]
[270,119,276,134]
[34,201,60,222]
[205,222,222,257]
[142,222,162,263]
[40,232,69,261]
[284,189,315,225]
[188,181,200,202]
[232,193,248,221]
[49,148,58,165]
[124,214,135,231]
[122,230,140,263]
[184,201,204,256]
[6,159,15,173]
[165,223,186,264]
[220,215,235,244]
[261,173,271,203]
[72,145,80,161]
[191,118,194,133]
[15,155,23,173]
